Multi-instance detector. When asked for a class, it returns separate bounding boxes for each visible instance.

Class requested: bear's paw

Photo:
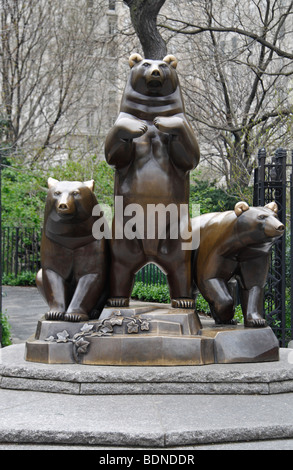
[45,311,65,321]
[107,297,130,307]
[117,118,148,141]
[171,298,195,309]
[64,312,89,323]
[244,313,267,328]
[154,116,183,135]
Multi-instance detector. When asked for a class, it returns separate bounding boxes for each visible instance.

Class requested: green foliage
[131,281,171,303]
[0,310,12,347]
[1,164,47,227]
[189,172,253,214]
[195,293,210,313]
[93,161,115,207]
[2,271,36,286]
[234,305,244,323]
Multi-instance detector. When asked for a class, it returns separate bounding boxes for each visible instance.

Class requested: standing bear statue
[105,53,200,308]
[192,201,285,327]
[36,178,109,322]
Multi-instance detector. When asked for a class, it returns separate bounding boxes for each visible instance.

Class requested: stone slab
[0,386,293,447]
[1,344,293,395]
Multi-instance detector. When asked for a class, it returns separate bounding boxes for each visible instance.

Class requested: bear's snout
[57,202,72,214]
[264,218,285,238]
[56,194,75,215]
[151,69,160,77]
[146,65,164,88]
[58,203,69,210]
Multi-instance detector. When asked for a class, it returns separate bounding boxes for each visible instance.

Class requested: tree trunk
[124,0,167,59]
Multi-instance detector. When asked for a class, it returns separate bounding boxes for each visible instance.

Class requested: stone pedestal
[24,304,279,365]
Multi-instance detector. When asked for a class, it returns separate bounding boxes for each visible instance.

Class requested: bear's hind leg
[200,278,236,325]
[240,286,267,328]
[161,256,195,309]
[107,260,139,308]
[107,237,145,307]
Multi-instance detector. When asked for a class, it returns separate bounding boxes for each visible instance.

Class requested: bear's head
[120,53,184,119]
[128,53,179,97]
[45,178,97,223]
[234,201,285,241]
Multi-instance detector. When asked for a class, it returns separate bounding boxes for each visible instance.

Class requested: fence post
[253,147,289,345]
[273,148,287,345]
[257,147,266,206]
[14,227,19,278]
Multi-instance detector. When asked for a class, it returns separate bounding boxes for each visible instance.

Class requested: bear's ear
[129,53,143,68]
[84,180,95,192]
[234,201,249,216]
[47,177,59,189]
[163,55,178,69]
[265,201,278,214]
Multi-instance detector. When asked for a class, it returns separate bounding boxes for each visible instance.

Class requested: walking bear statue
[36,178,109,322]
[105,53,200,308]
[191,201,285,327]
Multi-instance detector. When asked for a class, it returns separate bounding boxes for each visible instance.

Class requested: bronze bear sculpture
[192,201,285,327]
[105,53,200,308]
[36,178,108,322]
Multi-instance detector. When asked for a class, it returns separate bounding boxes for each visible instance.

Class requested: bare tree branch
[160,0,293,61]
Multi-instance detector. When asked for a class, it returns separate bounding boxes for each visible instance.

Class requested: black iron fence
[253,147,293,346]
[135,263,167,285]
[1,227,41,278]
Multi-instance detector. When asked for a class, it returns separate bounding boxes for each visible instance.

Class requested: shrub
[1,310,12,347]
[131,281,170,303]
[189,174,251,214]
[2,271,36,286]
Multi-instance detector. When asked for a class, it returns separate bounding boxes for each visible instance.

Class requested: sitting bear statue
[105,53,200,308]
[192,201,285,327]
[36,178,109,322]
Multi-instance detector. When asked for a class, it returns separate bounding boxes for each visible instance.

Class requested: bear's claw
[45,311,65,321]
[244,318,267,328]
[107,298,129,307]
[64,313,89,322]
[171,298,195,309]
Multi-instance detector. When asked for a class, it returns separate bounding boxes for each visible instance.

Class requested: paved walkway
[2,285,47,343]
[1,286,293,451]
